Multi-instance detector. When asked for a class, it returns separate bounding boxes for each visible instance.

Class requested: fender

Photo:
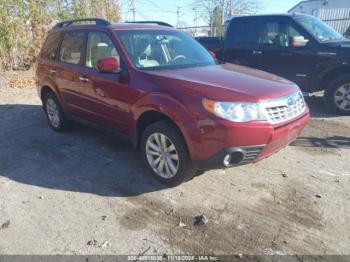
[315,64,350,92]
[131,93,202,159]
[39,78,60,98]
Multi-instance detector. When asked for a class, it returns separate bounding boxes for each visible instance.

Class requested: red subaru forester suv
[36,18,310,186]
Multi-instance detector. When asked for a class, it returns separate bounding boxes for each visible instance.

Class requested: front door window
[258,21,304,48]
[86,32,120,69]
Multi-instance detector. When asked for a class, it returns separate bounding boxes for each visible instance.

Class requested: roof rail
[53,18,111,29]
[126,21,173,27]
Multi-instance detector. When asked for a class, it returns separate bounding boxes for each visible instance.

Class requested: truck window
[226,18,256,46]
[41,32,61,60]
[295,15,343,42]
[258,21,304,48]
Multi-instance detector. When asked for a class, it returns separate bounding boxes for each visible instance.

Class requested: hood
[143,64,299,102]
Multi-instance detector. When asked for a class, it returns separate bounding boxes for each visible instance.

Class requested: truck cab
[198,14,350,115]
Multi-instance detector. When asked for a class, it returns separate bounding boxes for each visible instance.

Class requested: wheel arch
[132,94,200,158]
[39,83,69,115]
[320,65,350,91]
[136,111,186,148]
[40,85,56,101]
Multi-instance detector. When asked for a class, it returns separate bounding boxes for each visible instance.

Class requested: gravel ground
[0,72,349,256]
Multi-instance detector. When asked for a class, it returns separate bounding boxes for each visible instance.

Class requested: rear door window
[41,32,62,60]
[59,32,85,65]
[226,18,257,47]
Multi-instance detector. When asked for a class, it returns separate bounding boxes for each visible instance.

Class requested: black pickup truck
[197,14,350,115]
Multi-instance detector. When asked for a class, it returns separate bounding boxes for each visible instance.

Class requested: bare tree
[193,0,216,28]
[193,0,261,36]
[227,0,261,15]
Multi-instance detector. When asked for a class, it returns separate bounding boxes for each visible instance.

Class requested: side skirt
[68,115,137,148]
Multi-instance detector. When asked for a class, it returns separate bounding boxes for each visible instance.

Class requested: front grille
[263,92,306,124]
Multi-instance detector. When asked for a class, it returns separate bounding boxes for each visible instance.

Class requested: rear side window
[41,33,61,60]
[226,18,256,46]
[59,32,85,65]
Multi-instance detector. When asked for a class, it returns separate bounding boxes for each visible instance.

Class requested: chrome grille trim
[262,91,306,124]
[240,145,265,164]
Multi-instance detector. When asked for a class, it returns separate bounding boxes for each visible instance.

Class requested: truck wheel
[43,92,70,132]
[140,121,195,186]
[325,74,350,115]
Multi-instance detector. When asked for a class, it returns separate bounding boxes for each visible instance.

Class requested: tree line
[0,0,121,71]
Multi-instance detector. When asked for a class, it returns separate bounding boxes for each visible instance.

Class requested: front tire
[324,74,350,115]
[43,92,70,132]
[140,121,195,186]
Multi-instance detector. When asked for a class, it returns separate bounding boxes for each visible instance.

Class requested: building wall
[289,0,350,14]
[289,0,350,34]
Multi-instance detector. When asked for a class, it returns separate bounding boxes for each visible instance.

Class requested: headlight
[203,98,267,122]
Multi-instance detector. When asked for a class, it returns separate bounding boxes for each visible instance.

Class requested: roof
[110,23,175,31]
[51,18,174,32]
[230,13,310,19]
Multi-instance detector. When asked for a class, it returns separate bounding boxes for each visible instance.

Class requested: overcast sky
[119,0,302,26]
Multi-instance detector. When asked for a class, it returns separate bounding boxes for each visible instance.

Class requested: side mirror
[209,51,216,59]
[96,57,120,73]
[291,36,309,47]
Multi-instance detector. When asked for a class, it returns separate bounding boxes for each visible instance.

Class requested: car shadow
[292,135,350,149]
[0,99,346,197]
[305,96,338,118]
[0,104,168,197]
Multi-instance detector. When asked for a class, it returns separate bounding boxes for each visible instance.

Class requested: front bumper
[193,145,265,170]
[193,111,310,170]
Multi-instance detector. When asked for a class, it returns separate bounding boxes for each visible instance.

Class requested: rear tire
[140,121,195,186]
[324,74,350,115]
[43,92,70,132]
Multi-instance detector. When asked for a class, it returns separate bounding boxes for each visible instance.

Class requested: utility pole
[193,7,198,36]
[130,0,136,22]
[210,7,214,37]
[176,6,181,28]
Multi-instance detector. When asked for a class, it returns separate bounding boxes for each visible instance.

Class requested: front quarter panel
[132,93,202,158]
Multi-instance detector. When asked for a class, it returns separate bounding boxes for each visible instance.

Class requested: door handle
[79,76,89,83]
[95,88,105,97]
[280,52,292,56]
[252,50,263,55]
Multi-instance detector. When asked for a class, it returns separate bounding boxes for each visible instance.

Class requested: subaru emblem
[287,96,294,106]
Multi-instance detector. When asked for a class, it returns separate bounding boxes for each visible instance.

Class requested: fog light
[231,152,244,164]
[223,154,232,167]
[223,152,244,166]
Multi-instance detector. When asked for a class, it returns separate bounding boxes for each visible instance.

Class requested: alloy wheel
[46,98,60,128]
[145,133,179,179]
[334,83,350,111]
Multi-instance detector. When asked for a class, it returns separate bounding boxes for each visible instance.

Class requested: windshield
[295,15,344,42]
[116,30,215,70]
